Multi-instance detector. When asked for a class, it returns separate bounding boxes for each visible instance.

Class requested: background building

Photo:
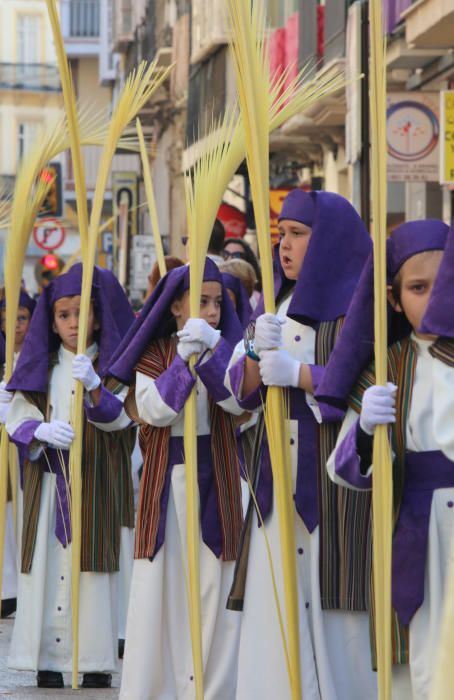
[2,0,454,291]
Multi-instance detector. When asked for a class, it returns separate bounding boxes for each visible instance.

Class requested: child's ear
[52,320,58,334]
[170,299,181,319]
[93,318,100,331]
[387,285,402,313]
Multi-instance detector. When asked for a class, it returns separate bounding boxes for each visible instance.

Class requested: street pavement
[0,619,121,699]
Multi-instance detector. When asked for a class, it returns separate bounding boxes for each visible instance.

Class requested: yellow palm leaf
[46,0,89,256]
[0,130,57,616]
[136,119,166,278]
[211,51,348,236]
[369,1,393,698]
[183,107,239,700]
[69,57,174,688]
[226,1,302,697]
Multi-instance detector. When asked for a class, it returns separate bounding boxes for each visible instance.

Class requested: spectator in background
[207,218,226,265]
[219,258,259,312]
[222,237,262,293]
[145,256,185,301]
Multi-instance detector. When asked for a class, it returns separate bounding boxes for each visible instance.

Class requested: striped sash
[129,338,173,559]
[349,337,417,666]
[316,318,372,611]
[21,362,135,574]
[131,336,243,562]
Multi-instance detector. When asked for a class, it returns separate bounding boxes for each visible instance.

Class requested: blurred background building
[1,0,454,293]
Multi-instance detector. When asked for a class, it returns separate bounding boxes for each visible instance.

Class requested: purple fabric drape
[392,450,454,626]
[385,0,413,34]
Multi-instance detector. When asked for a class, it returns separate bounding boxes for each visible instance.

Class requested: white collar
[58,341,98,363]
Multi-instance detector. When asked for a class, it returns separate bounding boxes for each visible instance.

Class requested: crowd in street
[1,188,454,700]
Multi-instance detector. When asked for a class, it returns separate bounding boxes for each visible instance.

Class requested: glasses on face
[222,250,246,261]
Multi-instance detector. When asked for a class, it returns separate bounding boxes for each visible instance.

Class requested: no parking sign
[33,218,66,251]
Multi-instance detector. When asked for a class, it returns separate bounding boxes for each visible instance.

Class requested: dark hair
[145,256,185,300]
[157,283,189,340]
[208,219,225,255]
[391,270,402,307]
[223,237,262,291]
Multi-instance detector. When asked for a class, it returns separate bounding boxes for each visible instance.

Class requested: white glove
[177,339,205,363]
[0,381,12,405]
[0,382,13,424]
[360,383,397,435]
[254,314,284,355]
[259,348,301,388]
[34,420,75,450]
[72,354,101,392]
[177,318,221,351]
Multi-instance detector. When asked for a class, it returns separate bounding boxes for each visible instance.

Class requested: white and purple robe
[120,338,244,700]
[5,343,133,673]
[328,334,454,699]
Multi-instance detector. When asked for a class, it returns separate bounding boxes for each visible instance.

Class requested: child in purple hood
[109,259,245,700]
[322,219,454,699]
[4,265,136,689]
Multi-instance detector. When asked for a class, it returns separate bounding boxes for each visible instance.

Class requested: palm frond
[208,45,350,230]
[68,56,174,688]
[0,119,58,618]
[46,0,89,260]
[185,108,239,309]
[226,2,302,697]
[182,107,239,700]
[136,119,166,278]
[369,1,392,698]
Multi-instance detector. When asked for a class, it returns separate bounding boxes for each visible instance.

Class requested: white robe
[120,347,244,700]
[2,352,21,602]
[227,296,377,700]
[327,334,454,700]
[5,343,132,672]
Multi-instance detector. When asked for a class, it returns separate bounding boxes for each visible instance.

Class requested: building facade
[0,0,62,190]
[5,0,449,283]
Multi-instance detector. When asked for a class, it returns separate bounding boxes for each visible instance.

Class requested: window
[186,48,227,145]
[17,14,40,64]
[17,122,40,163]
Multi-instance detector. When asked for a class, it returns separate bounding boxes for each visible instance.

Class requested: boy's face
[52,296,99,352]
[392,250,443,338]
[171,281,223,331]
[278,219,312,281]
[1,306,31,352]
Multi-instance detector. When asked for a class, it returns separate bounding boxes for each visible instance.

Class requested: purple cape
[419,219,454,337]
[254,189,372,326]
[221,272,253,329]
[0,289,36,315]
[7,263,135,393]
[108,258,243,385]
[0,289,36,367]
[316,219,449,408]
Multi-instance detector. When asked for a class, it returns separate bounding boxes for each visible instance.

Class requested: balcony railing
[113,0,134,51]
[186,48,227,146]
[70,0,100,37]
[191,0,228,64]
[0,63,61,92]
